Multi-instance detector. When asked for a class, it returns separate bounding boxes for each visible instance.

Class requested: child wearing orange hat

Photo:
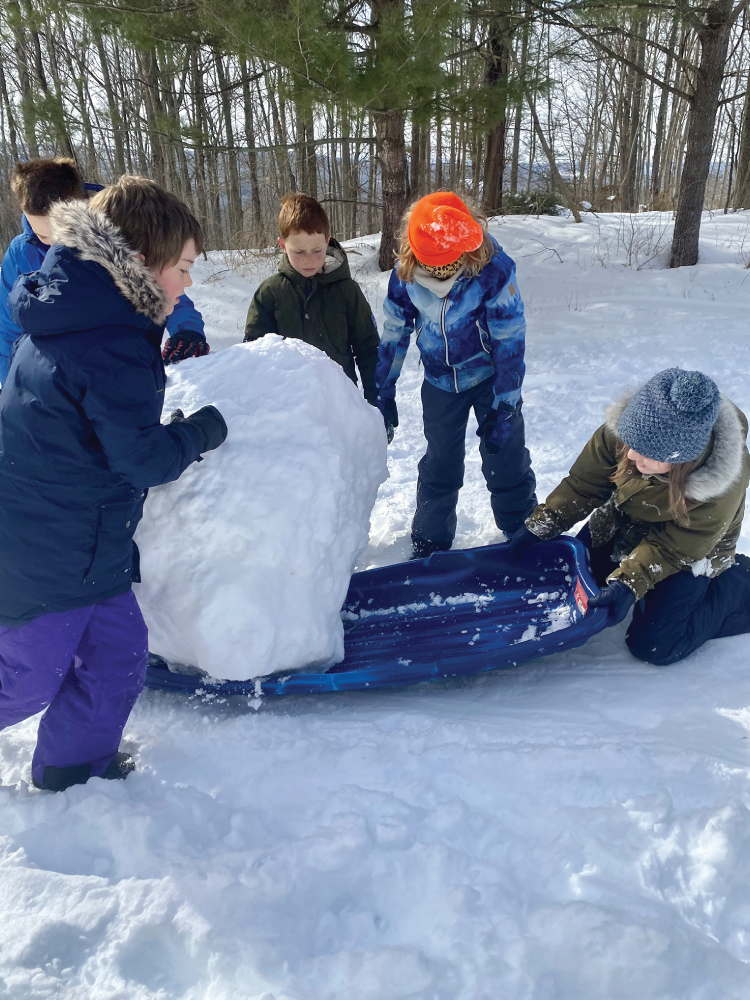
[374,192,537,559]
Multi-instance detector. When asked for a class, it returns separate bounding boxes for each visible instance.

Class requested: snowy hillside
[1,211,750,999]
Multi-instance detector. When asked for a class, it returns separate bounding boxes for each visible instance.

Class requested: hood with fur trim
[47,202,169,324]
[605,391,747,503]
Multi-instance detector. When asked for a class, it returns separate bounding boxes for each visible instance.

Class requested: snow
[134,336,388,679]
[2,211,750,998]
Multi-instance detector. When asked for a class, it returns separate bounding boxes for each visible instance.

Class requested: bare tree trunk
[367,115,377,235]
[410,117,422,198]
[191,47,210,241]
[482,16,510,214]
[8,1,39,157]
[342,108,356,238]
[375,108,408,269]
[621,19,647,211]
[651,15,680,202]
[670,0,734,268]
[214,52,243,242]
[435,110,443,188]
[510,15,529,195]
[372,0,409,270]
[240,59,263,235]
[733,63,750,208]
[94,31,126,176]
[0,61,20,162]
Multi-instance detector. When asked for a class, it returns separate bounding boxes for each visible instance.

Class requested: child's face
[278,230,329,277]
[154,239,197,316]
[25,212,53,247]
[627,448,673,476]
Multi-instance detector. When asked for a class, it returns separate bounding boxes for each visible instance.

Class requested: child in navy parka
[0,175,227,792]
[375,192,537,559]
[0,158,210,384]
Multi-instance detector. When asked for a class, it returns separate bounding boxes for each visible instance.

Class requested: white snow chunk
[135,337,388,679]
[516,624,539,643]
[691,557,713,577]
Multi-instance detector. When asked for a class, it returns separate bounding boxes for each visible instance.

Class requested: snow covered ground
[1,211,750,999]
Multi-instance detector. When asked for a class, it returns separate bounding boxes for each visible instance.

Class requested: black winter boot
[411,535,451,560]
[103,752,135,780]
[33,752,135,791]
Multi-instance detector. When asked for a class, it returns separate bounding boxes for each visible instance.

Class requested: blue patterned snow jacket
[375,236,525,409]
[0,214,205,384]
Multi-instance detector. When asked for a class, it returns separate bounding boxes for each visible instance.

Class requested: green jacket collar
[277,237,351,289]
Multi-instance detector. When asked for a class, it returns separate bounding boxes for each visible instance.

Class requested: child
[0,158,209,385]
[375,191,537,559]
[244,194,379,402]
[509,368,750,665]
[0,175,228,791]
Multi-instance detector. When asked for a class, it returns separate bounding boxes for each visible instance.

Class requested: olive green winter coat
[243,239,379,401]
[526,394,750,600]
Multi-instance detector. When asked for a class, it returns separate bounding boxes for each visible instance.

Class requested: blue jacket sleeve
[374,270,419,399]
[165,293,205,339]
[484,263,526,410]
[77,336,203,489]
[0,243,27,384]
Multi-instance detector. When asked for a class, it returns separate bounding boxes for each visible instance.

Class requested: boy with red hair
[244,194,379,403]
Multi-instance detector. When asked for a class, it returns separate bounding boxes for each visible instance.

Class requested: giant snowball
[134,337,388,680]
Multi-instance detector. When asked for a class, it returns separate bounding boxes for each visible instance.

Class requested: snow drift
[135,336,388,680]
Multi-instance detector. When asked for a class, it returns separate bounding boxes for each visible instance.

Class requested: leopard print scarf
[418,257,464,280]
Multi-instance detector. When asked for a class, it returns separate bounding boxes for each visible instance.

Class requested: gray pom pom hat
[616,368,721,464]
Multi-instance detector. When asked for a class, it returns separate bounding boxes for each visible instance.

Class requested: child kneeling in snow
[509,369,750,665]
[375,192,537,559]
[0,175,228,791]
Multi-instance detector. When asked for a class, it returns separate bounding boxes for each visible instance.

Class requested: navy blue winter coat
[0,214,206,384]
[0,202,205,626]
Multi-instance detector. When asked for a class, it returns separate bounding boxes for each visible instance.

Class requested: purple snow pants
[0,589,148,786]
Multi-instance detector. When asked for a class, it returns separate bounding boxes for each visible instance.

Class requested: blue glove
[587,580,636,625]
[477,401,516,454]
[163,330,210,364]
[376,395,398,444]
[508,524,543,559]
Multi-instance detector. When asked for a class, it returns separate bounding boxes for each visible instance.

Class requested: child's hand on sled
[587,580,635,625]
[507,525,542,560]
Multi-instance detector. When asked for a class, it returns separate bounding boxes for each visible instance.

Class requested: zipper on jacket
[440,298,458,391]
[476,320,491,354]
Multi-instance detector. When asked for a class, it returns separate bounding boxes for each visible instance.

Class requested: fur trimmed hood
[606,390,747,503]
[48,201,169,325]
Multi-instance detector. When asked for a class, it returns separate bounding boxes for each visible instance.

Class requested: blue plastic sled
[145,536,610,698]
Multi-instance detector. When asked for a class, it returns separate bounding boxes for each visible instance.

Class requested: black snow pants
[412,377,537,551]
[578,523,750,666]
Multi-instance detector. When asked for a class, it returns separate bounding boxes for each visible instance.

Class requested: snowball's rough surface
[135,337,388,680]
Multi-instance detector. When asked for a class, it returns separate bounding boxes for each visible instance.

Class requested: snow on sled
[145,535,609,697]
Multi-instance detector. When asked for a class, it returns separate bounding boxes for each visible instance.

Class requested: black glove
[171,405,227,453]
[476,400,516,455]
[507,524,543,559]
[162,330,211,364]
[376,395,398,444]
[587,580,636,625]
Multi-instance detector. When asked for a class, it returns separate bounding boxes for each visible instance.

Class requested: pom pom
[669,370,719,413]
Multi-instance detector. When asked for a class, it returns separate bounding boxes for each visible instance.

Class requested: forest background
[0,0,749,272]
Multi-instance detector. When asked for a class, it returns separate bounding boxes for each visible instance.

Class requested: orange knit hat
[407,192,484,266]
